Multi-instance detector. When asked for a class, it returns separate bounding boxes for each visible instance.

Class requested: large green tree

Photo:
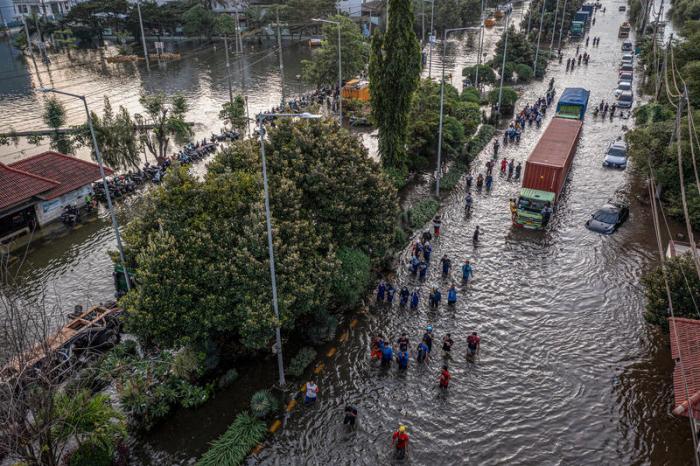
[136,92,192,162]
[642,254,700,329]
[370,0,422,169]
[302,15,369,87]
[182,3,215,39]
[42,96,73,154]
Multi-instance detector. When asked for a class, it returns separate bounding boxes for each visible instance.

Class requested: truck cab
[516,189,556,229]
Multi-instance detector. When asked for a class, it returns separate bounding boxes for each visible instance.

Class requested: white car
[619,71,634,83]
[617,90,634,108]
[614,81,633,98]
[603,139,628,169]
[621,53,634,65]
[622,40,633,52]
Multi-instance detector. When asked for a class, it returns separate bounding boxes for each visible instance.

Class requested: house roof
[0,163,60,211]
[669,317,700,420]
[9,151,111,201]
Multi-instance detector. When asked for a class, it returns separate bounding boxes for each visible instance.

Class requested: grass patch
[465,124,495,163]
[406,198,439,230]
[196,412,267,466]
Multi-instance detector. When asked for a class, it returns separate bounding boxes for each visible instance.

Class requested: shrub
[196,412,266,466]
[172,346,204,381]
[465,125,496,162]
[287,347,317,378]
[176,380,212,408]
[461,86,481,104]
[462,64,497,84]
[250,390,279,418]
[406,198,439,229]
[641,254,700,329]
[438,162,467,192]
[68,442,113,466]
[218,368,239,389]
[488,87,519,113]
[383,165,409,190]
[331,247,371,308]
[514,63,534,82]
[303,312,338,345]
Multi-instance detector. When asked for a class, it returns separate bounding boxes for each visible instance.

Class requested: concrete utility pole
[549,0,560,49]
[533,0,546,76]
[474,0,486,89]
[557,0,568,50]
[497,12,511,119]
[276,7,284,108]
[224,34,233,104]
[136,0,150,71]
[428,0,435,78]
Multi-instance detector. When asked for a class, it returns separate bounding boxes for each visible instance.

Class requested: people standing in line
[397,349,409,370]
[343,406,358,427]
[577,54,582,66]
[417,340,429,363]
[410,289,420,310]
[423,242,432,262]
[566,58,571,71]
[462,259,474,283]
[510,198,517,221]
[397,333,409,352]
[515,162,522,180]
[465,192,474,213]
[305,380,319,404]
[371,334,384,360]
[476,173,484,191]
[386,283,396,304]
[432,214,442,238]
[467,332,481,357]
[466,172,473,190]
[585,36,590,47]
[493,139,500,157]
[472,225,480,245]
[576,44,580,55]
[485,173,493,191]
[447,284,457,305]
[410,255,420,274]
[400,286,410,307]
[500,157,508,174]
[392,425,410,460]
[376,280,386,303]
[440,254,451,276]
[508,159,515,180]
[439,365,451,389]
[381,343,394,367]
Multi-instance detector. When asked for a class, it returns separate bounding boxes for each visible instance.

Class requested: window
[18,4,28,13]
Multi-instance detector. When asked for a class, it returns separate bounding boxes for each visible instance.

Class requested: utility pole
[422,0,426,44]
[549,0,560,49]
[234,3,242,53]
[557,0,568,50]
[23,16,32,54]
[224,34,233,104]
[136,0,150,71]
[497,12,511,119]
[533,0,546,76]
[474,0,485,89]
[276,7,284,109]
[428,0,435,78]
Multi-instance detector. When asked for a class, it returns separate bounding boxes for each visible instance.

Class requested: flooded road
[253,7,694,466]
[0,3,692,464]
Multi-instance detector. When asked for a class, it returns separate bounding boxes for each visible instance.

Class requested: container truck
[513,87,590,229]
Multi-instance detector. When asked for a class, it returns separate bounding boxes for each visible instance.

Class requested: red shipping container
[522,118,583,199]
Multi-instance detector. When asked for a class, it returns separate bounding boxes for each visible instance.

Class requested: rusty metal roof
[528,118,583,167]
[0,162,59,211]
[669,317,700,419]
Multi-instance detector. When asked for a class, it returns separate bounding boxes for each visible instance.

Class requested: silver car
[618,90,634,108]
[603,139,628,168]
[614,81,632,98]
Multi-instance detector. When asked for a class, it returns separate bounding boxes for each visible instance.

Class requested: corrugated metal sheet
[669,317,700,420]
[521,118,582,198]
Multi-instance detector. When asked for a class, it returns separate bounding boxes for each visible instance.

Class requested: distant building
[337,0,365,17]
[10,0,87,21]
[0,151,110,243]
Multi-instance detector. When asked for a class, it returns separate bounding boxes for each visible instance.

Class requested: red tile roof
[669,317,700,420]
[9,151,112,200]
[0,163,60,210]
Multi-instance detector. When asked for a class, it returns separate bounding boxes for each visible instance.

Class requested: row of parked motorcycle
[91,130,240,204]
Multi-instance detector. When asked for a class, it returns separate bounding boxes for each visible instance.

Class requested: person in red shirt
[467,331,481,357]
[392,425,409,459]
[439,365,451,389]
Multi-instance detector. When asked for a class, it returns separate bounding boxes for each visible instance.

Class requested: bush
[488,87,519,113]
[172,346,204,382]
[642,253,700,329]
[218,368,239,389]
[462,64,497,84]
[250,390,279,418]
[406,198,439,229]
[331,247,371,308]
[514,63,534,82]
[383,165,409,190]
[196,412,266,466]
[69,442,113,466]
[287,347,317,378]
[461,86,481,104]
[303,311,338,345]
[438,162,467,192]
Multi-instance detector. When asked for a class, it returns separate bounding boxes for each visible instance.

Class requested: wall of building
[337,0,365,17]
[35,184,91,226]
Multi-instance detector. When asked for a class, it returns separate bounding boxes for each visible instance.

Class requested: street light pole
[255,111,321,387]
[533,0,547,76]
[557,0,568,50]
[40,87,131,292]
[497,12,511,119]
[549,0,561,50]
[312,18,342,123]
[224,34,233,104]
[474,0,485,88]
[436,26,478,196]
[136,0,150,71]
[276,7,285,109]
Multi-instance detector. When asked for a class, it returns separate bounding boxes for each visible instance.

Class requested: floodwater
[0,2,692,465]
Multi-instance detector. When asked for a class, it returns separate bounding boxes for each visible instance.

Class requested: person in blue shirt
[397,350,409,370]
[386,284,395,304]
[381,344,394,367]
[418,261,428,280]
[429,288,441,309]
[416,341,429,363]
[410,255,420,274]
[399,286,410,307]
[447,285,457,305]
[377,280,386,302]
[440,255,451,275]
[462,260,474,283]
[410,290,420,310]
